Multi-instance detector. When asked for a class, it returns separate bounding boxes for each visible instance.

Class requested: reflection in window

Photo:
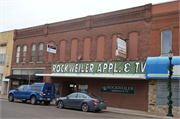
[31,44,36,62]
[16,46,20,63]
[22,45,27,62]
[38,43,43,61]
[162,30,172,55]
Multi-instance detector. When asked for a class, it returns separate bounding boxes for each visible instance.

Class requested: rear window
[29,86,42,91]
[47,86,51,93]
[87,94,101,99]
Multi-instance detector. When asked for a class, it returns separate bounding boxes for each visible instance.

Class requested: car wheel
[30,96,37,105]
[95,109,101,112]
[81,103,89,112]
[58,101,64,109]
[44,101,50,105]
[8,94,14,102]
[22,99,27,103]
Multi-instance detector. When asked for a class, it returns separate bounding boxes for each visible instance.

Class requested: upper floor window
[83,38,91,60]
[38,43,43,61]
[71,39,77,61]
[22,45,27,62]
[59,41,66,61]
[162,30,172,55]
[16,46,20,63]
[96,36,105,60]
[31,44,36,62]
[128,32,138,59]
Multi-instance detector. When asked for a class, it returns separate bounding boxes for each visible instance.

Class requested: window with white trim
[30,44,36,62]
[38,43,43,61]
[161,30,172,55]
[22,45,27,62]
[16,46,20,63]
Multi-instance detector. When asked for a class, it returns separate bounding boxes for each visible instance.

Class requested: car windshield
[87,93,101,99]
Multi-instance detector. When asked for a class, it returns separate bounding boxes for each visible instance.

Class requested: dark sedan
[55,93,107,112]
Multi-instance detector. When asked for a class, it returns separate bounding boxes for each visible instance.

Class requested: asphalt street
[0,99,159,119]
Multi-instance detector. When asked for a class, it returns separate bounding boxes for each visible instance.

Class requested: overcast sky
[0,0,176,32]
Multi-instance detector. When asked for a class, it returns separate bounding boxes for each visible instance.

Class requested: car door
[63,93,77,108]
[21,86,28,99]
[14,85,24,99]
[74,94,87,109]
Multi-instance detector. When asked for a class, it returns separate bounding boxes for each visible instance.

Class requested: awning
[5,75,43,81]
[36,73,146,79]
[146,56,180,79]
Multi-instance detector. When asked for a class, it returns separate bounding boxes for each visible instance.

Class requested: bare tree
[26,69,34,85]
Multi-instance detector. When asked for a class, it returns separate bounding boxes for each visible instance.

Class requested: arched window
[83,38,91,60]
[71,39,77,61]
[30,44,36,62]
[38,43,43,61]
[161,30,172,55]
[96,36,105,60]
[59,41,66,61]
[22,45,27,62]
[16,46,20,63]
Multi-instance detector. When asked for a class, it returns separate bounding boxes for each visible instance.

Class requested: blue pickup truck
[8,83,55,105]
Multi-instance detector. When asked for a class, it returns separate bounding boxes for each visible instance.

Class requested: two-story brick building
[9,4,151,111]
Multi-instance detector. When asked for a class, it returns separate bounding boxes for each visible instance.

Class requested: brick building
[9,3,151,111]
[147,1,180,115]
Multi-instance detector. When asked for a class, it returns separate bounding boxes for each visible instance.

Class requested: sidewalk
[1,94,179,119]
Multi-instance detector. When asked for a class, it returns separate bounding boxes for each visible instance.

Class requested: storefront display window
[54,83,61,98]
[78,84,88,93]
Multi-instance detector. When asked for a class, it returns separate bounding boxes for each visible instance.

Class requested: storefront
[37,61,149,111]
[5,75,43,90]
[146,56,180,115]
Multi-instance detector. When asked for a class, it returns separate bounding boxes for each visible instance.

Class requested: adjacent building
[0,30,14,95]
[147,1,180,115]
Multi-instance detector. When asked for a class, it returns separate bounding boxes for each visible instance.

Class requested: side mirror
[15,88,18,91]
[66,96,69,99]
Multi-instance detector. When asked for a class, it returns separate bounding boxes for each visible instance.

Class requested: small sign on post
[115,37,127,58]
[47,44,57,53]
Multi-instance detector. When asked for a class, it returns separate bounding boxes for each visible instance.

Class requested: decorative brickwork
[148,79,180,115]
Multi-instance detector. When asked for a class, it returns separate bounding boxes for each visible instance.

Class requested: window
[59,41,66,61]
[0,45,6,65]
[78,84,88,93]
[96,36,105,60]
[71,39,77,61]
[29,86,41,91]
[77,94,87,99]
[18,85,24,90]
[67,93,77,99]
[38,43,43,61]
[31,44,36,62]
[22,45,27,62]
[128,32,138,58]
[83,38,91,60]
[112,35,120,59]
[16,46,20,63]
[162,30,172,55]
[47,86,51,93]
[0,74,2,85]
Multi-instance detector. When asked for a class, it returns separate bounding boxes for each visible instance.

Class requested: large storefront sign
[100,84,135,94]
[51,61,146,74]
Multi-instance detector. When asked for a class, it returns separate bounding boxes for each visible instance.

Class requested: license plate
[47,98,50,100]
[101,102,104,104]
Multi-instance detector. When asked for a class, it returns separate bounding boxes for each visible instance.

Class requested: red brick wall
[151,1,179,56]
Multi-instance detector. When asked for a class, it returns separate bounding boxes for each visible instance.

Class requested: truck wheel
[30,96,37,105]
[8,94,14,102]
[44,101,50,105]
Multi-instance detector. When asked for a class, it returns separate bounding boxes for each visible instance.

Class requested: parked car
[56,92,107,112]
[8,83,55,105]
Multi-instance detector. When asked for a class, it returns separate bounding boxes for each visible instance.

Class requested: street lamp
[167,50,174,117]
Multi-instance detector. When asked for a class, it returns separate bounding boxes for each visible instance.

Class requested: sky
[0,0,176,32]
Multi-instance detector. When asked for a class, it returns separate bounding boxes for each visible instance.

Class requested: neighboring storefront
[146,56,180,115]
[37,61,149,111]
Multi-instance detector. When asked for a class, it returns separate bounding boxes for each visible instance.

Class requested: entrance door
[61,81,76,97]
